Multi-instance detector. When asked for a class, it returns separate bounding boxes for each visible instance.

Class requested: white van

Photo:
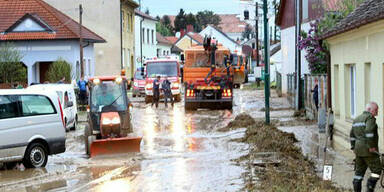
[28,84,78,131]
[0,89,66,168]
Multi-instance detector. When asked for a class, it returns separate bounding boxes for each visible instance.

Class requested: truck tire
[185,102,197,111]
[145,96,152,104]
[23,142,48,168]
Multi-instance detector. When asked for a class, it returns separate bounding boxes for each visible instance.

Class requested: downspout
[120,2,123,70]
[140,18,144,67]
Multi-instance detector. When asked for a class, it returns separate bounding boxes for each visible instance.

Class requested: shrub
[0,43,26,83]
[46,58,72,83]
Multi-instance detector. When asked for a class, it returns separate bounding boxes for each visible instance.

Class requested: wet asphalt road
[0,89,260,192]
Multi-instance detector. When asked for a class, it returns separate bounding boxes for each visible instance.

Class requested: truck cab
[143,57,182,103]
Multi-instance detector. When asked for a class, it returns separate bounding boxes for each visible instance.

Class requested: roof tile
[0,0,105,42]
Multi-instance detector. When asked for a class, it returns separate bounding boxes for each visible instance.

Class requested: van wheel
[71,116,78,131]
[23,143,48,168]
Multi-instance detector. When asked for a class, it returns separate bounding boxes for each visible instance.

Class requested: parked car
[28,84,78,131]
[132,70,145,97]
[0,89,66,168]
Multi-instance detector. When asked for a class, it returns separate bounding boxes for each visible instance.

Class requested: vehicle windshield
[231,55,239,66]
[134,72,144,80]
[90,81,127,112]
[189,52,226,67]
[146,62,178,78]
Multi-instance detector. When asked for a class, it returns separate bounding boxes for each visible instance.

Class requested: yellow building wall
[176,37,199,52]
[328,20,384,152]
[122,1,138,78]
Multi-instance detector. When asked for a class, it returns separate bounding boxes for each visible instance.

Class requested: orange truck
[231,52,248,88]
[183,37,233,110]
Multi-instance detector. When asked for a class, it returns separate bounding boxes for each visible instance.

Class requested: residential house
[323,0,384,150]
[165,36,182,55]
[276,0,333,94]
[199,25,240,52]
[135,10,158,69]
[174,32,204,53]
[156,32,172,57]
[0,0,105,85]
[168,14,247,42]
[44,0,139,78]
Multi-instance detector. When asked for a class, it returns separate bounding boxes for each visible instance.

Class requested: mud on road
[0,89,260,192]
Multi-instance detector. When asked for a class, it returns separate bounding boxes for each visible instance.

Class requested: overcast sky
[138,0,241,17]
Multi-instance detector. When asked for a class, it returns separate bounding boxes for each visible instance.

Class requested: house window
[127,49,131,68]
[121,11,125,29]
[152,30,154,44]
[302,0,308,20]
[88,59,91,76]
[122,48,126,67]
[163,50,166,55]
[130,14,134,32]
[142,28,145,43]
[365,63,371,105]
[127,13,130,32]
[147,29,150,44]
[334,65,340,115]
[350,65,356,118]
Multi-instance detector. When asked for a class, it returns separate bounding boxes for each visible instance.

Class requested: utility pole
[79,4,84,78]
[274,0,277,42]
[255,2,259,68]
[295,0,302,110]
[263,0,270,124]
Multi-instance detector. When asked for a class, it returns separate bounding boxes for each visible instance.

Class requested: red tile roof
[135,10,158,21]
[0,0,105,42]
[168,14,246,34]
[165,36,178,44]
[156,32,172,45]
[187,32,204,44]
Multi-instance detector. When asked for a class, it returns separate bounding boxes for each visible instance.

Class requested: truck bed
[183,67,232,83]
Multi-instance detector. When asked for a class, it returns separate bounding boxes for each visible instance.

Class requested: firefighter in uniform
[350,102,382,192]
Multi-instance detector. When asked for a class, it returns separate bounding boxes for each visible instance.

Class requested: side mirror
[66,101,73,108]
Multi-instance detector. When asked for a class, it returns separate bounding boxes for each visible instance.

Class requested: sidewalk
[244,89,382,190]
[274,105,383,191]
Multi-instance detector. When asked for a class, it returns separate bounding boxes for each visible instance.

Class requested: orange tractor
[183,37,234,110]
[84,75,141,157]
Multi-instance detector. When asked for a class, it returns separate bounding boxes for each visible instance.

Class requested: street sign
[323,165,333,180]
[254,67,262,78]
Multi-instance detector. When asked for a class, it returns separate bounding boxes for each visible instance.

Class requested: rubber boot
[353,179,362,192]
[366,177,379,192]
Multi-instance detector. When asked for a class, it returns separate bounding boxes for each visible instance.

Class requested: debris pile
[227,114,345,192]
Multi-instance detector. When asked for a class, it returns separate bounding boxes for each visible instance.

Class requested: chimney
[186,24,194,33]
[180,28,186,38]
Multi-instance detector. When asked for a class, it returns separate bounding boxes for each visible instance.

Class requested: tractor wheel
[84,124,91,156]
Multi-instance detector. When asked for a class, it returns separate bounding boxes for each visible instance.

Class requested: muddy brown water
[0,89,267,192]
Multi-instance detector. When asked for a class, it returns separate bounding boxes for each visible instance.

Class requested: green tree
[174,9,186,32]
[46,58,72,83]
[162,15,171,27]
[0,43,26,83]
[145,8,150,15]
[196,10,221,31]
[156,22,173,36]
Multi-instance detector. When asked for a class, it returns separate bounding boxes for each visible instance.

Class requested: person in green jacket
[350,102,382,192]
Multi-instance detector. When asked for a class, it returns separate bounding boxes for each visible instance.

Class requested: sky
[138,0,241,17]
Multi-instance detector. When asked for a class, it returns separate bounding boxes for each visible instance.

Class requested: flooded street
[0,89,255,192]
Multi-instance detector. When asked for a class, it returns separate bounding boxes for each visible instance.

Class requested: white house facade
[135,10,158,69]
[199,25,241,52]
